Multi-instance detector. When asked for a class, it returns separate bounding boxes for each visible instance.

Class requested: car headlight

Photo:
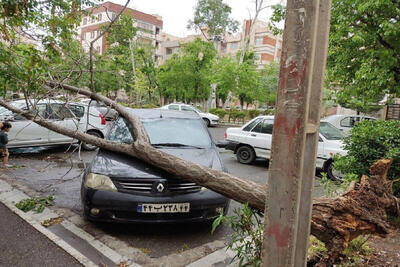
[85,173,117,191]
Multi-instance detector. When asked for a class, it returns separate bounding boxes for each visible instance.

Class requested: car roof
[128,108,201,119]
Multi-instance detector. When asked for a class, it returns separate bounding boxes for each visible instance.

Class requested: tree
[259,61,280,106]
[187,0,239,42]
[1,2,399,266]
[157,38,216,103]
[270,0,400,112]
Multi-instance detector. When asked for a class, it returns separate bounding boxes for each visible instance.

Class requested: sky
[109,0,281,37]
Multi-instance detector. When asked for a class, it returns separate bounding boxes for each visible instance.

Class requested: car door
[48,103,78,143]
[7,104,50,147]
[316,135,326,169]
[249,119,273,159]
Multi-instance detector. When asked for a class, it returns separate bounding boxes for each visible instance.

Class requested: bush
[209,108,227,120]
[248,109,260,119]
[334,120,400,196]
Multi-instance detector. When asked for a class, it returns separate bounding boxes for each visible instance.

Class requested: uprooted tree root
[310,159,400,266]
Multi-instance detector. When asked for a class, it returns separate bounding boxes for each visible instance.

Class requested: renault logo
[156,183,165,192]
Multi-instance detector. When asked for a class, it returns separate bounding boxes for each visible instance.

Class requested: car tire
[203,118,211,127]
[236,146,255,164]
[82,131,102,151]
[325,160,343,182]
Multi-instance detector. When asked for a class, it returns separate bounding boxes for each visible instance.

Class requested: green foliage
[158,38,216,102]
[327,0,400,112]
[15,195,54,213]
[308,235,371,266]
[270,1,400,112]
[188,0,239,40]
[212,203,263,266]
[209,108,227,120]
[258,60,280,106]
[248,110,260,119]
[334,120,400,196]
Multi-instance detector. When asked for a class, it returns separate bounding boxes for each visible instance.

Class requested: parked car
[321,114,376,135]
[80,99,118,121]
[159,103,219,127]
[224,116,346,180]
[0,100,107,150]
[81,109,229,223]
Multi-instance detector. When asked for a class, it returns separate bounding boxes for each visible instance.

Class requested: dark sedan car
[81,109,230,223]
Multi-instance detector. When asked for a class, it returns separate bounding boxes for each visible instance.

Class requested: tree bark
[1,83,398,266]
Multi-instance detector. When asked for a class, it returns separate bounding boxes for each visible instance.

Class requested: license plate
[137,203,190,213]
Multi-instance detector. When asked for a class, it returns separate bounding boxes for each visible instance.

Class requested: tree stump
[310,159,400,266]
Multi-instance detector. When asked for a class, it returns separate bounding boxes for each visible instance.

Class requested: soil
[366,228,400,266]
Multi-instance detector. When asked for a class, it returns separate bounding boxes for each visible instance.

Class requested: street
[1,125,322,262]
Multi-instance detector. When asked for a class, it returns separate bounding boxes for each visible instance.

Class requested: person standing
[0,122,12,168]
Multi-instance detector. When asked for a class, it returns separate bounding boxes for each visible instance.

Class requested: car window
[168,105,179,110]
[49,104,74,119]
[181,105,195,112]
[68,105,85,118]
[251,119,274,134]
[261,119,274,134]
[108,117,135,144]
[340,116,360,127]
[14,104,47,120]
[320,122,344,140]
[243,118,262,131]
[142,118,211,147]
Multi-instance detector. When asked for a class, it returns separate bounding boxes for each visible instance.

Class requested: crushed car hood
[89,148,224,179]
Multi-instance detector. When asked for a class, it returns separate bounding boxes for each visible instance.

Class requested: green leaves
[334,120,400,196]
[15,195,54,213]
[187,0,239,40]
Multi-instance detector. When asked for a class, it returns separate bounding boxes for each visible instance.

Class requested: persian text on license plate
[137,203,190,213]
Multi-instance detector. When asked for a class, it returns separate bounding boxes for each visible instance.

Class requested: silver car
[0,100,107,150]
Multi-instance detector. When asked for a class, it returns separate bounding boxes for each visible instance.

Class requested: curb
[0,178,141,267]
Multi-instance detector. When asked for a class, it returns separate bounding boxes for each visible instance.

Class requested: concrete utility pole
[262,0,331,266]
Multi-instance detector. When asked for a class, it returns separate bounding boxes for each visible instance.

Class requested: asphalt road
[4,125,322,259]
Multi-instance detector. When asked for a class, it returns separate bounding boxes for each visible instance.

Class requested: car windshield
[319,122,344,140]
[142,118,211,148]
[108,117,212,148]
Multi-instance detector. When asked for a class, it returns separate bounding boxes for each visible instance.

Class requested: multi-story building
[77,1,163,62]
[160,19,282,69]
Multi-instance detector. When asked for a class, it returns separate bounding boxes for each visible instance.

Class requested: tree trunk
[2,83,399,266]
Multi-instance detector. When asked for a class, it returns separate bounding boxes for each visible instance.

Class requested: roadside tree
[1,1,399,266]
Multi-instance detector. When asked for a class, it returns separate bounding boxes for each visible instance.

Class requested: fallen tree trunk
[310,158,400,266]
[1,84,399,266]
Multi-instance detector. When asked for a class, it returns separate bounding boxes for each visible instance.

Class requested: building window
[82,17,87,25]
[95,46,101,53]
[97,13,102,21]
[255,37,263,46]
[90,31,95,39]
[82,32,86,40]
[166,48,173,55]
[230,42,238,50]
[137,21,153,32]
[111,13,117,20]
[90,16,95,23]
[255,53,261,61]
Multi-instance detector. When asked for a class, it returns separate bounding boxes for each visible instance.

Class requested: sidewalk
[0,202,83,267]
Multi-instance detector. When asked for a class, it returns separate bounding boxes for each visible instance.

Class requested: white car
[321,114,376,135]
[159,103,219,127]
[224,116,346,180]
[0,100,107,150]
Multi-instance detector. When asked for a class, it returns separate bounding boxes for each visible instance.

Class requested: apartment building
[160,19,282,69]
[78,1,163,61]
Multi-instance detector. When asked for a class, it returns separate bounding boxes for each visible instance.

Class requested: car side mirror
[216,140,228,148]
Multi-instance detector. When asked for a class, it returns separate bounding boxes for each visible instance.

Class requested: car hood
[90,147,224,178]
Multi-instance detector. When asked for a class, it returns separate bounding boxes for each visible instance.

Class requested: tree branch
[89,0,131,91]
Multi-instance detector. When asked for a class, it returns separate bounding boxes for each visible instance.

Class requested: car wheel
[236,146,255,164]
[82,131,102,151]
[326,161,343,182]
[203,118,211,127]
